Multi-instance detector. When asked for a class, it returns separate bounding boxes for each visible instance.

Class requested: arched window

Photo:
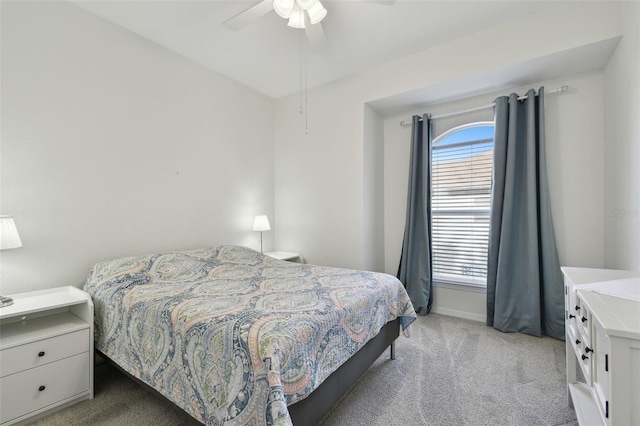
[432,122,494,286]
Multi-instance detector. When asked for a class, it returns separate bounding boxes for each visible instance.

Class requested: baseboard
[431,307,486,323]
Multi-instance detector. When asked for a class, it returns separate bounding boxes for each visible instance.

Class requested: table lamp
[253,215,271,253]
[0,215,23,307]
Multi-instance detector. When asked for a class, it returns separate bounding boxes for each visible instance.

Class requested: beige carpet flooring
[31,314,577,426]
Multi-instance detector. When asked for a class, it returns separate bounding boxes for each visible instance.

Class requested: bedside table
[265,251,302,262]
[0,286,94,425]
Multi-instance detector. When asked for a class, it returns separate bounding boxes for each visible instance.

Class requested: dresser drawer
[0,352,90,424]
[577,301,592,344]
[575,329,593,384]
[0,328,90,377]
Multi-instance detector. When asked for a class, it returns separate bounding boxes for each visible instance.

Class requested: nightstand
[0,286,94,425]
[265,251,302,262]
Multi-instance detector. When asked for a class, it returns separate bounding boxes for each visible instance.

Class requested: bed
[84,245,416,425]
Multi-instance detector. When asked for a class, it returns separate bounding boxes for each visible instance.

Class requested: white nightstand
[0,286,94,425]
[265,251,302,262]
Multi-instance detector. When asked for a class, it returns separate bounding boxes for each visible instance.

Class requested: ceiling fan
[224,0,329,50]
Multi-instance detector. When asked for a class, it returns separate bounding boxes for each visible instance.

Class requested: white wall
[274,2,629,321]
[363,104,385,272]
[274,86,366,269]
[2,0,635,325]
[0,2,275,294]
[603,1,640,271]
[274,2,621,270]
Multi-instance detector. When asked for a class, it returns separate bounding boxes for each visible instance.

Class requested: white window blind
[432,124,493,286]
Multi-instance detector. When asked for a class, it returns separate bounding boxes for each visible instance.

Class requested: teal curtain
[486,88,565,340]
[397,114,433,315]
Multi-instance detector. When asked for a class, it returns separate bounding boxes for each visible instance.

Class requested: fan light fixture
[274,0,327,29]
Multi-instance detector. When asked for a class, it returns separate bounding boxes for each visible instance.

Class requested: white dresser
[0,286,94,425]
[562,267,640,426]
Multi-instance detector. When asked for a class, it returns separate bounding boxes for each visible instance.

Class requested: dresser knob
[576,339,581,345]
[586,347,593,353]
[581,316,588,323]
[38,351,45,357]
[575,305,580,311]
[582,354,589,361]
[38,386,46,391]
[569,314,576,319]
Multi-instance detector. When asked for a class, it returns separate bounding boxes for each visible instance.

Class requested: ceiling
[70,1,583,99]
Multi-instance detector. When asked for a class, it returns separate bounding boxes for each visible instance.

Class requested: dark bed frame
[98,318,400,425]
[288,318,400,425]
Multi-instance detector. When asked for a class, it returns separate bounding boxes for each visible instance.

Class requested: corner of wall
[603,1,640,271]
[363,104,386,272]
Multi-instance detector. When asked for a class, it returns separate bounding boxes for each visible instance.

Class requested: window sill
[434,279,487,293]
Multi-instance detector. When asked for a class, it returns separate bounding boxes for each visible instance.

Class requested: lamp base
[0,295,14,307]
[260,231,264,253]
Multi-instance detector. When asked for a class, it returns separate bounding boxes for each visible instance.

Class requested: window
[432,123,494,287]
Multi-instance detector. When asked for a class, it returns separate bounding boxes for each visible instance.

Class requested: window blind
[432,136,493,286]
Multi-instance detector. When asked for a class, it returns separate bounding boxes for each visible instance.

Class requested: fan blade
[305,21,327,51]
[224,0,274,31]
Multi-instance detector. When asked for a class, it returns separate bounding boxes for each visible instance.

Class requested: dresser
[562,267,640,426]
[0,286,94,425]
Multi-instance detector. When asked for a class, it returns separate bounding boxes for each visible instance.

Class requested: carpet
[31,314,577,426]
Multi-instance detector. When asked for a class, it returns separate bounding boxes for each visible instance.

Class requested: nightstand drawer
[265,251,301,262]
[0,352,90,424]
[0,328,90,377]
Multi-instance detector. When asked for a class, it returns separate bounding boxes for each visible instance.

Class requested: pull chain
[299,28,303,116]
[304,35,308,135]
[299,29,308,134]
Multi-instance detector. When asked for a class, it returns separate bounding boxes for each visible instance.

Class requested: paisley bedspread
[84,245,416,426]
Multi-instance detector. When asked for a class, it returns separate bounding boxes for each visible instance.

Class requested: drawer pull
[582,354,589,361]
[575,305,580,311]
[576,339,581,345]
[38,385,46,391]
[38,351,45,357]
[569,314,576,319]
[585,347,593,353]
[581,316,588,323]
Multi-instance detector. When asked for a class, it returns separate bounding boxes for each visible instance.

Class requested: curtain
[486,87,565,340]
[397,114,433,315]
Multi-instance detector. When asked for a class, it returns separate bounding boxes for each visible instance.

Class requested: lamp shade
[296,0,316,10]
[253,215,271,232]
[0,216,23,250]
[307,0,327,24]
[287,3,306,29]
[273,0,294,19]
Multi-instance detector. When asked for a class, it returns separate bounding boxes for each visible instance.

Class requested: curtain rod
[399,85,569,127]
